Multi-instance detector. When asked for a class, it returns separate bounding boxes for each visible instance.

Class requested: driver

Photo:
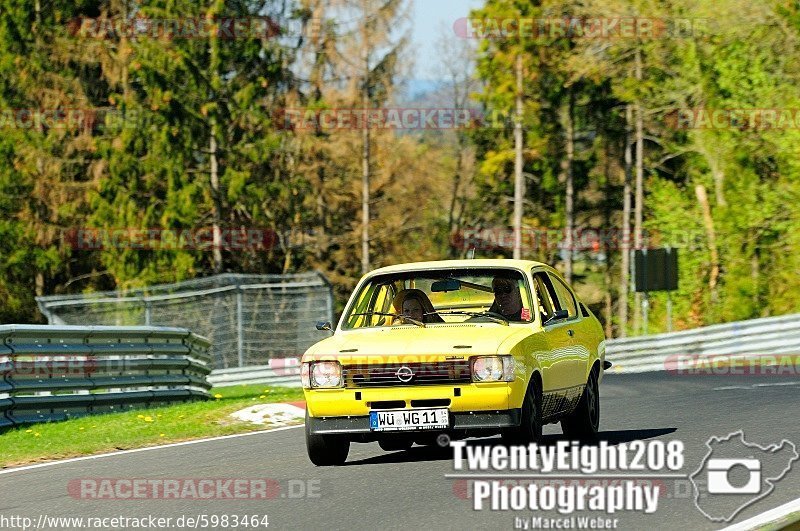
[489,277,526,321]
[391,289,444,324]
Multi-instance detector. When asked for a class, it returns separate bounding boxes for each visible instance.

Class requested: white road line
[721,495,800,531]
[714,381,800,391]
[0,424,304,476]
[446,474,687,479]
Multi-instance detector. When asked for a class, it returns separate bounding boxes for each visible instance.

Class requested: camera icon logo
[706,458,761,494]
[690,431,798,523]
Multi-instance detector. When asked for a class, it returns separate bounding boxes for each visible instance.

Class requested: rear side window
[548,274,578,318]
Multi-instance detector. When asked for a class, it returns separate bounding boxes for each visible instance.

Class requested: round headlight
[471,355,515,382]
[472,356,504,382]
[311,361,342,388]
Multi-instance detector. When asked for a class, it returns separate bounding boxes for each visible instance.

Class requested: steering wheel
[464,311,508,323]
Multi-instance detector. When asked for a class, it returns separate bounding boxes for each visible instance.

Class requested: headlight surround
[471,355,515,382]
[302,361,343,389]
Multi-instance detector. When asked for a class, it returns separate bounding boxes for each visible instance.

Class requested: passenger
[391,289,444,324]
[489,277,527,321]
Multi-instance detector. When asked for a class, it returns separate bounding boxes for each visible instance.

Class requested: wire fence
[35,273,334,370]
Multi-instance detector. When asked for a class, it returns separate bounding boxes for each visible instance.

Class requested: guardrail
[207,359,301,388]
[0,325,212,427]
[605,313,800,373]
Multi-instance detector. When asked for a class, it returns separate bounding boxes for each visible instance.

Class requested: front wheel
[305,411,350,466]
[502,379,542,444]
[561,367,600,441]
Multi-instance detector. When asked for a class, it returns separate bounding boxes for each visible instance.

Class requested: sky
[410,0,483,82]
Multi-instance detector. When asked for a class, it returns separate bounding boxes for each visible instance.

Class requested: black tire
[305,411,350,466]
[561,367,600,441]
[378,439,413,452]
[502,378,542,444]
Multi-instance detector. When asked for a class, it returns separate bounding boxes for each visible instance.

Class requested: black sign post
[633,247,679,333]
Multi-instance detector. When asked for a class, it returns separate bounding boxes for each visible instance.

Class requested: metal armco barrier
[207,358,301,388]
[605,313,800,373]
[0,325,212,427]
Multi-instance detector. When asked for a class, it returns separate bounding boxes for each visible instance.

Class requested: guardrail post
[643,293,649,335]
[666,291,672,333]
[144,299,152,326]
[236,287,244,368]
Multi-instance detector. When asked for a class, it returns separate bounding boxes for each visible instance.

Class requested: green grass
[758,511,800,531]
[0,385,304,468]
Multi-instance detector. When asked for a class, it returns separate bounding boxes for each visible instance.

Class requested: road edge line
[720,496,800,531]
[0,424,303,476]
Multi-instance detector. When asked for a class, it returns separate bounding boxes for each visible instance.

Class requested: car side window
[549,274,578,318]
[348,282,395,327]
[373,283,397,325]
[532,272,558,322]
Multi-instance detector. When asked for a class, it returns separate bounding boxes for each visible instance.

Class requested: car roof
[367,258,550,276]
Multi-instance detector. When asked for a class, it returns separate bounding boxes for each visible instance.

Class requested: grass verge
[759,511,800,531]
[0,385,304,469]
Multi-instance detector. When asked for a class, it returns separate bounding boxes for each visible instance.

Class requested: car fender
[499,326,545,409]
[583,315,606,383]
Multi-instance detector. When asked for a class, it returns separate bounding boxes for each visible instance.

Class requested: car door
[530,270,576,395]
[547,271,590,388]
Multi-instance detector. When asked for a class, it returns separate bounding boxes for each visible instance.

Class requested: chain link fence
[35,273,334,370]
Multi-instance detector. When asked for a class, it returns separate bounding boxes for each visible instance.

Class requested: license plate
[369,408,449,431]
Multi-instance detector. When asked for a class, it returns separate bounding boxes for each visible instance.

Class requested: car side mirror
[543,309,568,326]
[315,321,332,331]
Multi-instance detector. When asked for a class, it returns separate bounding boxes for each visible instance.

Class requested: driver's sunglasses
[493,284,514,294]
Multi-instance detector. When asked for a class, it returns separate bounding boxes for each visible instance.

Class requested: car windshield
[343,268,533,329]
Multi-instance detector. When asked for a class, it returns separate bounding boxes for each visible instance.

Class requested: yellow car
[302,259,608,466]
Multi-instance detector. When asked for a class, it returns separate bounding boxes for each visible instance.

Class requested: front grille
[411,399,451,408]
[342,361,472,388]
[368,400,406,409]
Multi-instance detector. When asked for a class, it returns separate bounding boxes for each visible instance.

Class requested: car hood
[303,324,534,363]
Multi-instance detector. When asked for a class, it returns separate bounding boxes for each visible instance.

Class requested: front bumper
[307,409,521,435]
[305,381,518,417]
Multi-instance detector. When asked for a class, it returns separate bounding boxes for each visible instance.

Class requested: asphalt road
[2,372,799,530]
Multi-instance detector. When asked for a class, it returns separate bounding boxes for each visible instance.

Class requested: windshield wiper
[352,311,426,328]
[431,310,508,326]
